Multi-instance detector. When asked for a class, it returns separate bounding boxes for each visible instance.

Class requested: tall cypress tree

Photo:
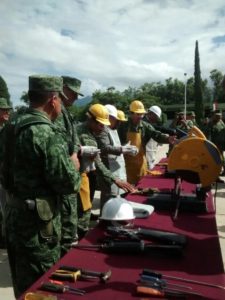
[0,75,10,105]
[194,41,204,124]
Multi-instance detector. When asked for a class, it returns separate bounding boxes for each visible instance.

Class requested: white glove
[121,142,139,156]
[80,146,100,157]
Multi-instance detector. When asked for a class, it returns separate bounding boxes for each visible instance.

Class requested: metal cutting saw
[168,126,223,188]
[147,126,223,219]
[167,126,223,219]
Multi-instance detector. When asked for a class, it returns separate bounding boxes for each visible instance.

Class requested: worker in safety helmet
[76,103,135,237]
[118,100,176,184]
[95,104,136,210]
[145,106,162,169]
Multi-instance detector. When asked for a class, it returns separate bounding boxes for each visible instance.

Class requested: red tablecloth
[19,163,225,300]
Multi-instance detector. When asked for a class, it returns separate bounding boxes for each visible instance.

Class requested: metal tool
[144,243,183,256]
[57,265,112,283]
[167,126,223,219]
[168,126,223,187]
[142,269,225,290]
[136,285,202,298]
[72,240,145,254]
[40,281,85,295]
[106,224,187,246]
[140,274,192,290]
[51,269,83,282]
[73,240,183,256]
[173,176,182,220]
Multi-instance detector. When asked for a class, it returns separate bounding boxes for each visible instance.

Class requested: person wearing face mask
[118,100,176,184]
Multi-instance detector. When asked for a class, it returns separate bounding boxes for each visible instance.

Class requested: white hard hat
[100,197,135,221]
[148,105,162,118]
[105,104,118,119]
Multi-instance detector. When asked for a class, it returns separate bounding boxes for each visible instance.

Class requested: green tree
[194,40,204,124]
[210,69,224,103]
[68,104,88,122]
[164,78,185,105]
[20,91,29,104]
[92,88,127,109]
[0,75,11,105]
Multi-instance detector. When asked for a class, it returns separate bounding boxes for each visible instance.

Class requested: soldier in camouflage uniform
[0,75,80,298]
[95,105,136,210]
[186,111,198,128]
[208,110,225,153]
[208,110,225,181]
[76,104,134,237]
[118,100,176,184]
[0,98,12,246]
[170,112,190,132]
[54,76,82,256]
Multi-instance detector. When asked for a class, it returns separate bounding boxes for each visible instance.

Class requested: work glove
[80,146,100,157]
[121,142,139,156]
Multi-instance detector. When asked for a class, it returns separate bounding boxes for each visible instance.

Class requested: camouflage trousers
[0,184,8,242]
[77,195,91,240]
[5,203,61,298]
[60,194,78,256]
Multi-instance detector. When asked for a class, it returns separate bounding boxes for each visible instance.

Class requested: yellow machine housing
[168,126,223,187]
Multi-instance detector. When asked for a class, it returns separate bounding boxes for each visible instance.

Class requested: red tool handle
[137,286,164,297]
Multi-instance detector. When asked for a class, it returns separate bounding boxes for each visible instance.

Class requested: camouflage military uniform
[118,119,169,146]
[2,106,80,297]
[0,98,12,246]
[185,111,196,128]
[208,119,225,153]
[76,122,116,235]
[95,126,125,208]
[54,104,81,255]
[0,124,6,244]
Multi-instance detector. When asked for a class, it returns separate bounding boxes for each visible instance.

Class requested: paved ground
[0,144,225,299]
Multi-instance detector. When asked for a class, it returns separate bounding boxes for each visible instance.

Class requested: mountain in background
[75,95,92,107]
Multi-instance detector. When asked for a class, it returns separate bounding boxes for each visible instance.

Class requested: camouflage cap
[29,75,67,99]
[62,76,84,96]
[187,111,195,117]
[177,111,184,115]
[0,97,12,109]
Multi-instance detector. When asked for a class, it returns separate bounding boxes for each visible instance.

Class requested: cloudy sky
[0,0,225,106]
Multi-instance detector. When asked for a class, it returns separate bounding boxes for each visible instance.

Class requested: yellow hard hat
[88,104,110,125]
[117,110,127,121]
[129,100,146,113]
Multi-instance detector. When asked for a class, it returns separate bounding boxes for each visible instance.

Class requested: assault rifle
[106,226,187,247]
[73,240,183,257]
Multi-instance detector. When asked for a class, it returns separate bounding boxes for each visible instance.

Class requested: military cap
[0,97,12,109]
[187,111,195,117]
[29,75,67,99]
[62,76,84,96]
[177,111,184,115]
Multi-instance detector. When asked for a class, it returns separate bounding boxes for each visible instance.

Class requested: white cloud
[0,0,225,105]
